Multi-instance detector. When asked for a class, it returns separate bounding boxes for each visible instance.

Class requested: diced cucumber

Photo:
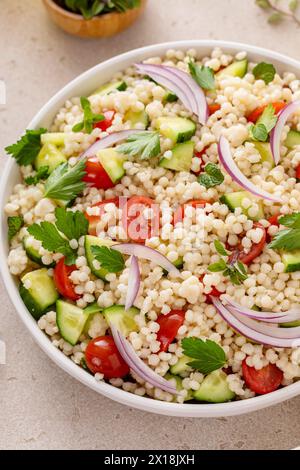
[252,141,275,168]
[282,249,300,273]
[23,236,55,267]
[56,300,89,346]
[159,141,194,172]
[193,370,235,403]
[170,355,192,376]
[220,191,264,221]
[163,91,178,103]
[91,81,127,96]
[35,143,67,173]
[85,235,117,280]
[84,302,103,315]
[20,268,59,319]
[164,373,193,401]
[103,305,139,335]
[284,129,300,149]
[217,59,248,79]
[155,117,196,143]
[124,109,149,129]
[97,148,125,183]
[41,133,66,147]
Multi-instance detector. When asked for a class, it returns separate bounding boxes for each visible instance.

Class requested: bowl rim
[2,39,300,418]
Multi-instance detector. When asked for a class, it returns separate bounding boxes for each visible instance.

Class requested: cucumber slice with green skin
[97,148,125,183]
[163,92,178,103]
[193,370,235,403]
[41,133,66,147]
[159,141,194,172]
[170,355,192,376]
[56,300,89,346]
[85,235,117,280]
[124,109,149,129]
[217,59,248,79]
[164,373,193,401]
[91,81,127,96]
[35,143,67,173]
[103,305,139,335]
[220,191,264,221]
[20,268,59,319]
[84,302,103,315]
[252,141,275,168]
[23,236,55,267]
[155,117,196,143]
[282,249,300,273]
[284,129,300,149]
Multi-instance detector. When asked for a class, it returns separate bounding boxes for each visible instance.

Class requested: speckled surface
[1,0,300,450]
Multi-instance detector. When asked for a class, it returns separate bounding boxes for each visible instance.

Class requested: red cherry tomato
[242,359,283,395]
[268,214,280,227]
[199,274,222,304]
[157,310,186,352]
[85,336,129,378]
[122,195,159,243]
[296,163,300,182]
[93,110,115,132]
[53,257,80,301]
[173,199,208,226]
[83,158,115,190]
[208,103,221,115]
[192,148,208,175]
[247,101,286,123]
[84,197,120,236]
[237,223,267,265]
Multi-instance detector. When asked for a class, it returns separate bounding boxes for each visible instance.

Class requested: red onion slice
[234,312,300,340]
[111,326,178,394]
[81,129,144,159]
[125,255,140,311]
[211,297,300,348]
[225,297,300,323]
[270,100,300,165]
[112,244,180,275]
[218,136,283,203]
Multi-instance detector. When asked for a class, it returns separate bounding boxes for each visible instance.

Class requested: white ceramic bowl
[1,40,300,418]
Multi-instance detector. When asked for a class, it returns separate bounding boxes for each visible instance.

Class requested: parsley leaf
[182,337,226,374]
[8,216,24,241]
[72,97,104,134]
[44,160,86,201]
[269,212,300,251]
[117,132,161,160]
[188,60,215,90]
[5,128,47,166]
[278,212,300,228]
[253,62,276,84]
[208,240,248,285]
[55,207,88,240]
[91,245,125,273]
[25,166,50,185]
[198,163,224,188]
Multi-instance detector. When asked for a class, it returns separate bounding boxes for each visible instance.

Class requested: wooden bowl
[42,0,147,38]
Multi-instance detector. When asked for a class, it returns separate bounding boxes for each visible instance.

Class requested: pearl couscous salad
[5,47,300,403]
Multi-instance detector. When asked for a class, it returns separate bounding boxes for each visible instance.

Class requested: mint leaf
[249,123,269,142]
[257,103,278,132]
[91,245,125,273]
[253,62,276,84]
[117,132,160,160]
[198,163,224,188]
[189,61,215,90]
[182,337,226,374]
[214,240,229,256]
[54,207,88,241]
[208,260,227,272]
[208,240,248,285]
[73,97,104,134]
[25,166,50,185]
[5,128,47,166]
[44,160,86,201]
[8,216,24,241]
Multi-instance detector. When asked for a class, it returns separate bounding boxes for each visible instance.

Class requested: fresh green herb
[55,207,88,241]
[255,0,300,26]
[65,0,140,20]
[72,97,104,134]
[249,123,269,142]
[182,337,226,374]
[5,128,47,166]
[208,240,248,285]
[249,103,278,142]
[253,62,276,84]
[8,216,24,241]
[198,163,224,188]
[44,160,86,201]
[91,245,125,273]
[24,166,50,185]
[117,131,161,160]
[269,212,300,251]
[188,60,215,90]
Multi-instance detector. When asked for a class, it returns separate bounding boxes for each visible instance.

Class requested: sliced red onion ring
[80,129,144,159]
[211,297,300,348]
[225,297,300,324]
[112,244,180,275]
[234,312,300,340]
[218,136,283,203]
[111,325,178,394]
[125,255,140,311]
[270,100,300,165]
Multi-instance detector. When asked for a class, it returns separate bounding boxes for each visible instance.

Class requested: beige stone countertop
[1,0,300,450]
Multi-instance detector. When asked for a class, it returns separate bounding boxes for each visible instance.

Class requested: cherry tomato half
[157,310,186,352]
[83,158,115,190]
[53,257,80,301]
[173,199,208,226]
[268,214,280,227]
[242,360,283,395]
[208,103,221,115]
[93,110,115,132]
[122,195,159,243]
[199,274,222,304]
[247,101,286,123]
[296,163,300,182]
[230,223,266,266]
[84,197,120,236]
[85,336,129,378]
